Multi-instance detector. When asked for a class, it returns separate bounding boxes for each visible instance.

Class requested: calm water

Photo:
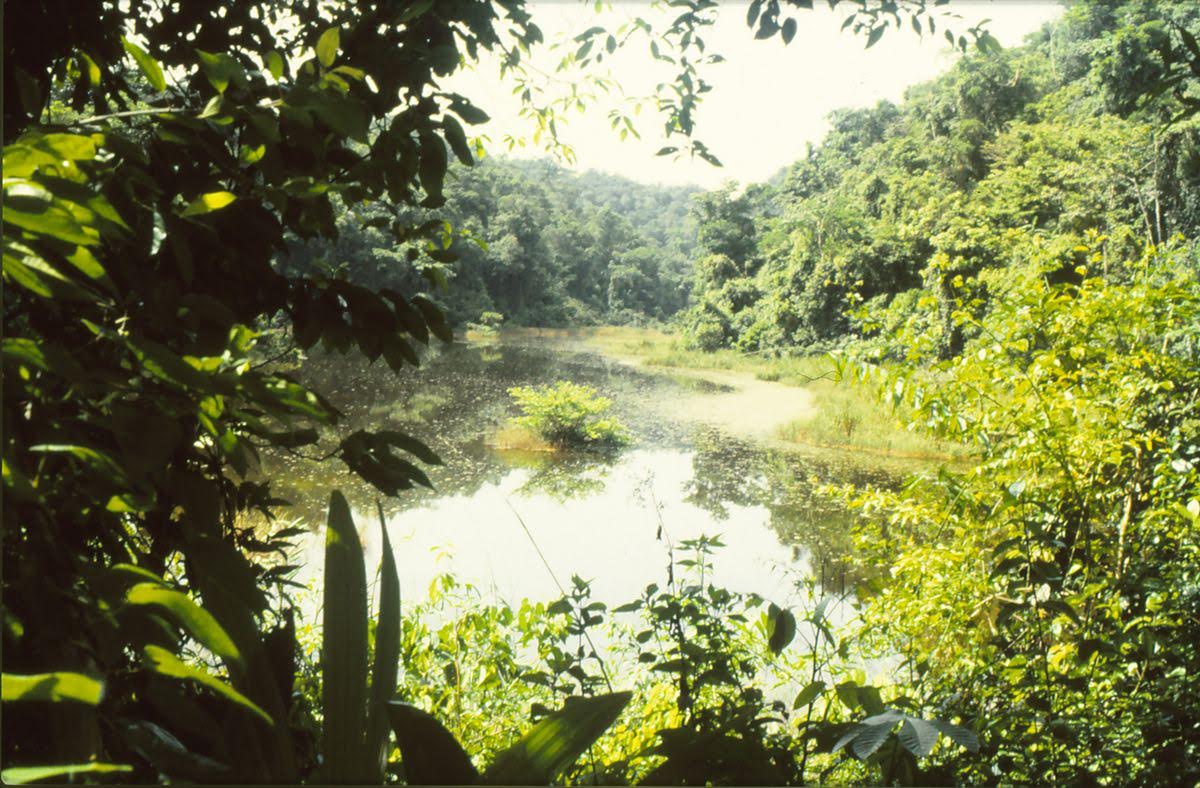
[265,337,907,610]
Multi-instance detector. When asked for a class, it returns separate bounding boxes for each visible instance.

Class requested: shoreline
[465,326,968,464]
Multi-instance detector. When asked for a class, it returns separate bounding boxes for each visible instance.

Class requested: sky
[441,1,1064,189]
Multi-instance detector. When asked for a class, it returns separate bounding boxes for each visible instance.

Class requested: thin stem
[71,107,186,125]
[503,497,615,694]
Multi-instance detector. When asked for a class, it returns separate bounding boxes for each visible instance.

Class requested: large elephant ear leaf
[387,702,478,785]
[483,691,632,785]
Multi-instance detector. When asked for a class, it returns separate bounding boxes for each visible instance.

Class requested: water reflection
[265,339,905,605]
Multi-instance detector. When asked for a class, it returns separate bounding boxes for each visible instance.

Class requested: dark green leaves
[418,130,448,207]
[793,680,825,710]
[833,709,979,762]
[483,692,632,784]
[781,18,798,45]
[387,703,479,785]
[339,430,438,497]
[897,717,940,758]
[388,693,632,786]
[767,603,796,654]
[442,116,474,166]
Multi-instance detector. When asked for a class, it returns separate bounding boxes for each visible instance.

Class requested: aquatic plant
[507,381,630,449]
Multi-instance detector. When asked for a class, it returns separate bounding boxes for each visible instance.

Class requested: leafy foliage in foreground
[2,0,531,779]
[841,247,1200,784]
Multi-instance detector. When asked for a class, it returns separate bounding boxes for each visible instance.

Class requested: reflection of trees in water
[501,450,617,502]
[260,343,906,594]
[683,428,764,519]
[684,429,901,592]
[263,342,702,526]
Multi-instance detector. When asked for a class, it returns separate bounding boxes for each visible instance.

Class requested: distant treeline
[280,157,699,328]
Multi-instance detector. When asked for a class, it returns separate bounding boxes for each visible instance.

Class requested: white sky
[442,0,1064,188]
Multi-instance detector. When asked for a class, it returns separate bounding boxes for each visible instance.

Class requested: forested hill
[280,157,699,328]
[680,0,1200,357]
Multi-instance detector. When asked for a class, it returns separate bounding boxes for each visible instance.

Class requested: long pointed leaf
[1,763,131,784]
[322,490,370,783]
[142,646,271,725]
[483,692,632,785]
[124,583,244,674]
[387,702,478,785]
[2,672,103,705]
[366,502,402,781]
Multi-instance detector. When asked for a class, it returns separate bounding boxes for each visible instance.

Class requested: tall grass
[524,326,969,460]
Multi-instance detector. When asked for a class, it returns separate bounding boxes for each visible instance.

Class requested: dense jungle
[3,0,1199,785]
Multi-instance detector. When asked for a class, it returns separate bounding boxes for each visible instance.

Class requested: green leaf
[2,672,103,705]
[792,680,825,710]
[266,50,285,80]
[118,719,231,781]
[181,191,236,217]
[365,502,402,781]
[3,185,100,246]
[975,31,1002,55]
[1,763,132,784]
[411,294,452,342]
[781,18,798,45]
[851,721,894,759]
[307,92,368,142]
[376,431,443,465]
[197,51,242,94]
[898,717,940,757]
[387,702,479,785]
[452,101,490,125]
[767,604,796,654]
[124,583,244,674]
[3,245,96,301]
[442,116,474,166]
[317,27,340,68]
[198,95,224,119]
[33,133,99,162]
[418,131,448,206]
[29,443,126,482]
[834,681,860,710]
[930,719,980,752]
[122,37,167,92]
[142,645,271,725]
[483,692,632,784]
[322,490,370,781]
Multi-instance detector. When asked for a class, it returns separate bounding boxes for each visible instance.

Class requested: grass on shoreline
[494,326,968,461]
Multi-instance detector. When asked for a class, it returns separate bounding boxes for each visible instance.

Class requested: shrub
[507,381,629,448]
